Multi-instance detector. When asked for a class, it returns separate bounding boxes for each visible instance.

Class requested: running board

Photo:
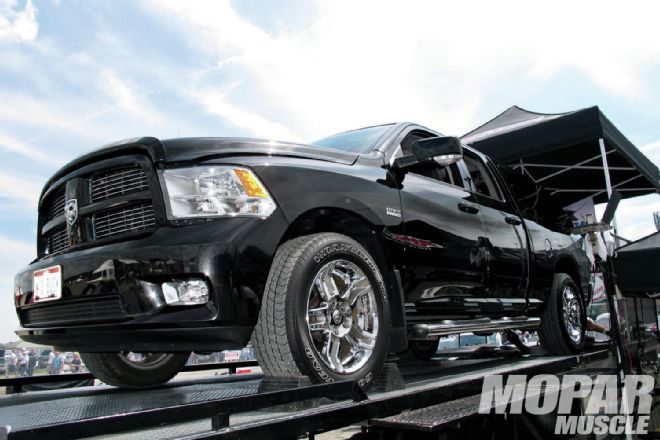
[411,316,541,340]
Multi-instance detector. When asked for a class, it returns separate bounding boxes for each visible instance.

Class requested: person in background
[50,351,64,375]
[587,317,610,335]
[521,331,530,343]
[584,317,611,345]
[71,353,82,373]
[60,352,68,371]
[18,350,29,376]
[47,350,55,374]
[5,350,17,377]
[27,349,38,376]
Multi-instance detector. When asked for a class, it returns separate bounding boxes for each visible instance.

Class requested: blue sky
[1,0,660,341]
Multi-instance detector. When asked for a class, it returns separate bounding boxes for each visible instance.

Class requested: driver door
[395,130,488,308]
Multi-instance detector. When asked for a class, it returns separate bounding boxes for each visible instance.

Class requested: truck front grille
[90,166,149,202]
[49,225,70,254]
[46,187,66,221]
[21,296,126,327]
[93,202,156,240]
[39,157,158,257]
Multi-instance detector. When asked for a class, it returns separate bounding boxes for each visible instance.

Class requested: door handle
[505,216,522,226]
[458,203,479,214]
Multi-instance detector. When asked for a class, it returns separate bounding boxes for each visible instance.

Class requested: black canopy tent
[614,232,660,298]
[462,105,660,208]
[464,105,660,300]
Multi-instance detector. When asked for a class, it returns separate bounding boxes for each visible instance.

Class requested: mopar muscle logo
[479,374,654,435]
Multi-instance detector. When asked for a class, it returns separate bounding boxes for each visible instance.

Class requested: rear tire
[81,352,190,388]
[538,273,586,355]
[253,233,391,387]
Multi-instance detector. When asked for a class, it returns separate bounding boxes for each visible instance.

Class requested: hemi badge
[386,207,402,218]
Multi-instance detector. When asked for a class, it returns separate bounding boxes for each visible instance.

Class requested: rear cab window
[461,151,504,201]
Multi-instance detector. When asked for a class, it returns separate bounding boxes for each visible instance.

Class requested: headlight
[159,166,277,219]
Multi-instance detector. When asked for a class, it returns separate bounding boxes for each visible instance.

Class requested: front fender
[218,156,403,229]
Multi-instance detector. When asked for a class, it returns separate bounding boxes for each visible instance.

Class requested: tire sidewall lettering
[313,242,388,305]
[304,345,334,382]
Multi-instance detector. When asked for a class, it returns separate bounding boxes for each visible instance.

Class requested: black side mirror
[392,136,463,171]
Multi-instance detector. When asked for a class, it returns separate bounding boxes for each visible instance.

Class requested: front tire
[81,352,190,388]
[253,233,391,387]
[538,273,586,355]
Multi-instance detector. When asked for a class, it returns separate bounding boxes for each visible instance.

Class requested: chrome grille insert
[90,166,149,202]
[46,187,66,221]
[93,202,156,240]
[49,225,70,254]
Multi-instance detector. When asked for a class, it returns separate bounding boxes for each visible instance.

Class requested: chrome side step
[411,316,541,340]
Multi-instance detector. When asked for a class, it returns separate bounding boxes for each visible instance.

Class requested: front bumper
[14,211,288,351]
[17,324,254,352]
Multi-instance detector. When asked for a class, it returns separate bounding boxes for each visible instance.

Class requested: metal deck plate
[0,376,261,431]
[0,349,612,439]
[371,366,617,432]
[372,394,483,432]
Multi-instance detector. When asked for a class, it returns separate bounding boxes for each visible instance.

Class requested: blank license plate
[33,265,62,303]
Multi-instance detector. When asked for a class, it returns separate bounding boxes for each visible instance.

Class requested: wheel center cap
[329,302,352,337]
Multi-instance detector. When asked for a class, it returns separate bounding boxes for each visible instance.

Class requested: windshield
[310,124,393,153]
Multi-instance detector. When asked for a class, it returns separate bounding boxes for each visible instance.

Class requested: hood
[161,137,359,165]
[45,136,359,189]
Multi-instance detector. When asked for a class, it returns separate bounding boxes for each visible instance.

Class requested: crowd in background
[4,349,83,377]
[3,347,255,377]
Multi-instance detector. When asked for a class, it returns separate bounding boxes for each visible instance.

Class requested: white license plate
[33,265,62,303]
[224,350,241,362]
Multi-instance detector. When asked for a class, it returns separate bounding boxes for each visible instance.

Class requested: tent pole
[599,138,613,197]
[600,139,633,440]
[599,138,620,244]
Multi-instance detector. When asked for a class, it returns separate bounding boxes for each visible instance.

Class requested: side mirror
[392,136,463,170]
[413,137,463,166]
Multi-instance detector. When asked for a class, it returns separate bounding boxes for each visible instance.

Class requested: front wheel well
[280,208,391,269]
[280,208,407,352]
[554,257,583,299]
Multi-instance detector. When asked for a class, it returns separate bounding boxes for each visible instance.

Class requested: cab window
[399,130,462,187]
[462,151,503,200]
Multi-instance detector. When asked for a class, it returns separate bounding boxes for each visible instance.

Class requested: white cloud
[195,90,301,141]
[0,0,38,43]
[100,69,166,128]
[0,131,59,165]
[0,170,42,207]
[0,91,119,148]
[596,194,660,241]
[144,0,660,141]
[641,140,660,156]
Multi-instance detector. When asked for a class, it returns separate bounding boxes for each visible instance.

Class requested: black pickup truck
[13,123,591,388]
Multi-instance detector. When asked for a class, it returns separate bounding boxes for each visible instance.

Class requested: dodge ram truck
[13,123,591,388]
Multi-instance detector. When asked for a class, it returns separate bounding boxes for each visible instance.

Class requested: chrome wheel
[306,259,379,374]
[118,352,172,368]
[562,287,582,343]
